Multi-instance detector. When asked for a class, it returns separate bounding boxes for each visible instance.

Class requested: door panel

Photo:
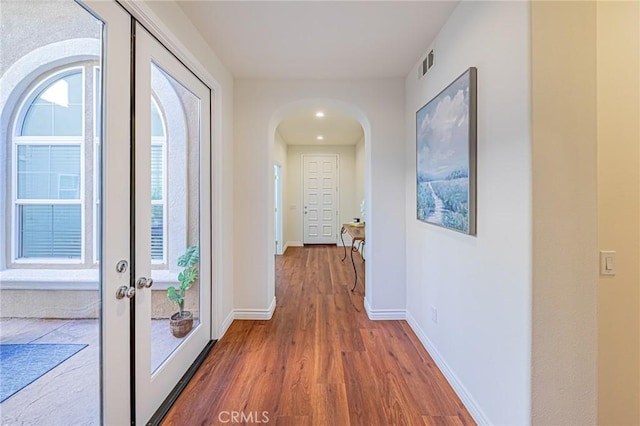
[88,3,132,424]
[0,1,130,425]
[83,2,132,424]
[134,24,212,424]
[303,155,338,244]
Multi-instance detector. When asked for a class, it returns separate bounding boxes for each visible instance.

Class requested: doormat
[0,343,88,403]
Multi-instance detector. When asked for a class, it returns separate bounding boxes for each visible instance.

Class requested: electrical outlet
[430,306,438,324]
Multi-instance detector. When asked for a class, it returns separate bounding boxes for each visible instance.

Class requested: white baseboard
[234,297,276,320]
[405,311,490,425]
[217,310,234,340]
[284,241,303,254]
[364,297,406,320]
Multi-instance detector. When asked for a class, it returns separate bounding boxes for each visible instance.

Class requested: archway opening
[267,99,371,301]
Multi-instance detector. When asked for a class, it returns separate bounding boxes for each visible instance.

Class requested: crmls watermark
[218,411,270,424]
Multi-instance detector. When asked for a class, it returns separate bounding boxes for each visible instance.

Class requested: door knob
[115,260,128,273]
[116,286,135,299]
[136,277,154,289]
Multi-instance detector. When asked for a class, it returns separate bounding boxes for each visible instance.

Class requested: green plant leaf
[177,245,199,268]
[170,245,200,312]
[180,268,198,291]
[167,286,184,304]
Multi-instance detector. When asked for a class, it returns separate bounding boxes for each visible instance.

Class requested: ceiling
[177,1,458,146]
[177,1,458,80]
[277,106,363,146]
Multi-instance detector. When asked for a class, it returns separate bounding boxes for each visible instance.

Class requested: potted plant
[167,245,199,338]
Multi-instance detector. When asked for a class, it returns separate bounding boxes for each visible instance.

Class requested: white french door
[0,0,130,422]
[82,1,131,424]
[0,1,211,423]
[133,23,212,424]
[82,4,212,424]
[303,155,339,244]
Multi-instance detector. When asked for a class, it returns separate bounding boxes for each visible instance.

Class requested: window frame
[150,96,168,266]
[11,67,86,265]
[7,65,172,268]
[93,66,101,264]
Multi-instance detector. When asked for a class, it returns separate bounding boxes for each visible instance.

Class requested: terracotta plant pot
[169,311,193,338]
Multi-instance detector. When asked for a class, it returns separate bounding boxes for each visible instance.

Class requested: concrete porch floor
[0,317,198,425]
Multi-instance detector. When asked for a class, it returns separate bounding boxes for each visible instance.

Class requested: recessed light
[315,111,325,118]
[316,135,324,140]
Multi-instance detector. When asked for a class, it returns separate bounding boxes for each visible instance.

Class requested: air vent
[419,49,435,78]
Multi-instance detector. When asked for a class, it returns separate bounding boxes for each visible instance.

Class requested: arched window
[10,65,169,265]
[14,68,85,259]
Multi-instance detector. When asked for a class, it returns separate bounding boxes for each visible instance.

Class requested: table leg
[350,241,358,291]
[340,226,347,262]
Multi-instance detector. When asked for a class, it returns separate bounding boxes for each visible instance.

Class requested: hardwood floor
[162,246,475,425]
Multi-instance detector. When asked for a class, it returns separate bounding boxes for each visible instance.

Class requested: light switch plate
[600,250,616,276]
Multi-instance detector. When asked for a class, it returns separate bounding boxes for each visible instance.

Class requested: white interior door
[134,24,212,423]
[303,155,338,244]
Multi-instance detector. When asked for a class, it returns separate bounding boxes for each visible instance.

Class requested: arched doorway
[267,99,371,299]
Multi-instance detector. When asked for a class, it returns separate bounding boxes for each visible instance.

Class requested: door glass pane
[150,63,200,373]
[0,1,102,424]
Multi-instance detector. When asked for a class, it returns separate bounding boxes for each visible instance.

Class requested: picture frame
[416,67,477,235]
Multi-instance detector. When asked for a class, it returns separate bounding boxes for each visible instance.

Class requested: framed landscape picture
[416,67,477,235]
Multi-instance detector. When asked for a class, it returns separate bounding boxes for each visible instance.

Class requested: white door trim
[274,163,284,255]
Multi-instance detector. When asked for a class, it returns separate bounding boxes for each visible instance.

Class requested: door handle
[136,277,154,289]
[116,286,135,299]
[116,259,128,273]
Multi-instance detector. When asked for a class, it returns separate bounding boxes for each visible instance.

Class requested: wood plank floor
[162,245,475,426]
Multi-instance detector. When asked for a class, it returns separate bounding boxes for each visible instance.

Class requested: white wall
[531,2,598,424]
[596,2,639,424]
[284,144,358,246]
[234,79,405,315]
[404,2,531,424]
[274,131,288,166]
[136,0,235,338]
[274,131,288,253]
[355,136,365,219]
